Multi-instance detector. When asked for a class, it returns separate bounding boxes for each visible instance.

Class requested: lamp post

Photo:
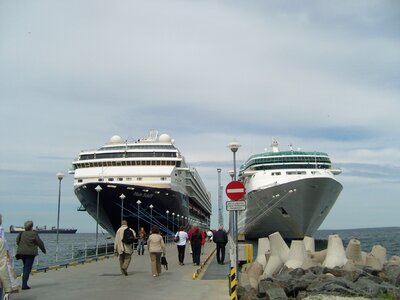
[177,214,180,228]
[172,212,175,233]
[149,204,154,228]
[181,215,184,228]
[166,210,169,237]
[217,168,223,227]
[136,200,141,231]
[94,185,102,258]
[120,194,126,223]
[228,138,241,280]
[55,172,64,262]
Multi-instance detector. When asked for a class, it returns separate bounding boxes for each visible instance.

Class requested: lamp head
[56,172,64,180]
[227,139,241,153]
[119,194,126,200]
[95,185,102,192]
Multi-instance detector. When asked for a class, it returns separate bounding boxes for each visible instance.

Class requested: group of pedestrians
[114,221,166,277]
[0,215,46,300]
[113,220,229,279]
[174,223,228,266]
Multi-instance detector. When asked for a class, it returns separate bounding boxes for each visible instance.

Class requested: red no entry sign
[226,181,246,201]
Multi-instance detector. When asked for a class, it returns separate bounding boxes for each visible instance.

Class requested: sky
[0,0,399,234]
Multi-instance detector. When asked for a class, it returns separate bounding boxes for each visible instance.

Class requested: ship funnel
[271,139,279,153]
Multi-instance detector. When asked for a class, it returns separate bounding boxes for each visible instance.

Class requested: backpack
[122,228,135,244]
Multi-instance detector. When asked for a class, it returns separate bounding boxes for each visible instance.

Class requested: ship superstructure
[237,139,342,240]
[72,130,211,236]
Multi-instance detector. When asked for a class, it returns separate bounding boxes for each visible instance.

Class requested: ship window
[108,178,114,181]
[161,161,166,165]
[121,161,126,166]
[85,163,90,167]
[112,161,117,166]
[151,161,156,165]
[161,177,167,181]
[146,161,151,165]
[107,161,112,166]
[126,177,132,181]
[116,161,122,166]
[78,179,83,183]
[176,161,181,167]
[137,177,142,181]
[98,178,103,181]
[118,178,123,181]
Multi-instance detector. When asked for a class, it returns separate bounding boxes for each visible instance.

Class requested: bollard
[229,267,237,300]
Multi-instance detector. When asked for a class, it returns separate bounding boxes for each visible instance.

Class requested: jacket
[0,239,12,293]
[114,225,136,255]
[213,229,228,245]
[16,231,46,256]
[147,234,166,254]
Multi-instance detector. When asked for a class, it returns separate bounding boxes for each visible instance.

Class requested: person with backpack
[114,220,136,276]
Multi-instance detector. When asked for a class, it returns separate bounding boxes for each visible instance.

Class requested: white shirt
[175,231,188,246]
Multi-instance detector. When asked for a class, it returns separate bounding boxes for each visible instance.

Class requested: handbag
[160,255,168,270]
[173,232,179,243]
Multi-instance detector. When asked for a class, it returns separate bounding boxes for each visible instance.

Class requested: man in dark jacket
[213,225,228,265]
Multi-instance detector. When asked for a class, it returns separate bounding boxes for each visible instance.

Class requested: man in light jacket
[114,220,136,276]
[0,238,12,300]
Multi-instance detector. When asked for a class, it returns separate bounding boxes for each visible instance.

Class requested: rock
[239,288,259,300]
[383,263,400,286]
[310,249,327,264]
[265,288,288,300]
[258,280,282,298]
[354,277,388,298]
[248,262,264,289]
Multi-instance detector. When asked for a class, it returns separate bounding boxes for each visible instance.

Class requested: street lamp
[228,170,235,181]
[227,138,241,280]
[166,210,169,238]
[172,212,175,233]
[177,214,180,227]
[119,194,126,223]
[55,172,64,262]
[94,185,102,258]
[136,200,142,231]
[227,139,241,180]
[149,204,154,228]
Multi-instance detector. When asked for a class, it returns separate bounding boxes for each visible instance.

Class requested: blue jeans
[137,239,145,254]
[22,255,35,288]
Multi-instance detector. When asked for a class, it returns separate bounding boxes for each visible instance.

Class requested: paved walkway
[11,242,229,300]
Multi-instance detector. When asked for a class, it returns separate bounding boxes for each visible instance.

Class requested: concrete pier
[11,242,229,300]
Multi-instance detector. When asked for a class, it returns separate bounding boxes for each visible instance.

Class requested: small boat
[9,225,77,234]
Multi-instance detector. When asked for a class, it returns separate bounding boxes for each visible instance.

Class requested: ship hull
[238,177,343,240]
[75,182,209,237]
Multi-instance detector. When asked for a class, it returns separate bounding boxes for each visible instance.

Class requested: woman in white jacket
[0,238,11,300]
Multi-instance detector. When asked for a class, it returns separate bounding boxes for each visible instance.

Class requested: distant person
[114,220,136,276]
[174,226,188,265]
[137,227,146,255]
[0,238,11,300]
[16,220,46,290]
[147,225,166,277]
[187,224,197,259]
[213,225,228,265]
[206,229,213,242]
[190,227,203,266]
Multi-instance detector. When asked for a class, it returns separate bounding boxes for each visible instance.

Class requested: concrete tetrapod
[285,240,307,269]
[371,245,387,267]
[345,239,363,264]
[269,232,289,262]
[303,236,315,253]
[256,237,270,269]
[322,234,348,268]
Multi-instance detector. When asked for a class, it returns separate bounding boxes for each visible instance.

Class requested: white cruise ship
[71,130,211,236]
[237,139,342,240]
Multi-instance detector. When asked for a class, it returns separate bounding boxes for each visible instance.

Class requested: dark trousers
[192,245,201,265]
[216,243,226,263]
[177,245,186,263]
[22,255,35,288]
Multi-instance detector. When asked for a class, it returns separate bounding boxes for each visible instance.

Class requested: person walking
[114,220,136,276]
[15,220,46,290]
[213,225,228,265]
[147,225,165,277]
[190,227,203,266]
[0,238,11,300]
[137,227,146,255]
[174,226,188,265]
